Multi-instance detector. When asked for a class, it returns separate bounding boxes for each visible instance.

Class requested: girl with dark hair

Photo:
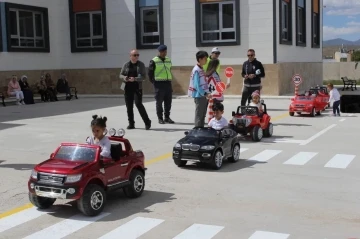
[205,59,227,103]
[86,115,111,158]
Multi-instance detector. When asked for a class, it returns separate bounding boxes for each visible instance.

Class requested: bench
[341,77,357,91]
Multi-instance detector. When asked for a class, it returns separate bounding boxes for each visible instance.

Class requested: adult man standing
[148,45,175,124]
[203,47,221,73]
[119,49,151,130]
[241,49,265,106]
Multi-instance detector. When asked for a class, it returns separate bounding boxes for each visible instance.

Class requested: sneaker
[158,119,165,124]
[16,101,21,105]
[145,120,151,130]
[21,101,25,105]
[337,113,341,116]
[164,118,175,124]
[127,124,135,129]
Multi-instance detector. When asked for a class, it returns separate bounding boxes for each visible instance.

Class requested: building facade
[0,0,323,95]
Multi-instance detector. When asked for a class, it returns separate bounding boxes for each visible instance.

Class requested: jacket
[241,58,265,87]
[188,64,209,98]
[119,60,147,90]
[148,56,172,89]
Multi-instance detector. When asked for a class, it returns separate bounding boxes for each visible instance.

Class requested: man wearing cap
[148,45,175,124]
[203,47,221,73]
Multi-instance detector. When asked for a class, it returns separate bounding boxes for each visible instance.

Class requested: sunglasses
[247,54,254,57]
[132,54,140,57]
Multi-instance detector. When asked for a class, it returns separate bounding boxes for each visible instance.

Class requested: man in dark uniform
[241,49,265,106]
[148,45,175,124]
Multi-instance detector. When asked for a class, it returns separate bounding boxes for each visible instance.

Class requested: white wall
[276,0,323,63]
[0,0,275,72]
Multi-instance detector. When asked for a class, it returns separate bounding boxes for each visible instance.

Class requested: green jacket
[203,56,221,74]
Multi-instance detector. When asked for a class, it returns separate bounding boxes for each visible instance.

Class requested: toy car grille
[295,104,305,107]
[241,107,257,115]
[235,118,247,124]
[38,173,65,184]
[182,144,200,151]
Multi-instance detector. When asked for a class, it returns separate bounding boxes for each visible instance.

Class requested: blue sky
[323,0,360,41]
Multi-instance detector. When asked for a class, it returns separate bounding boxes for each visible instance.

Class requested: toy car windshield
[296,96,314,100]
[236,106,259,116]
[187,127,219,138]
[53,145,97,162]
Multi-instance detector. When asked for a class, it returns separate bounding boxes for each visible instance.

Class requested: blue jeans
[333,100,340,115]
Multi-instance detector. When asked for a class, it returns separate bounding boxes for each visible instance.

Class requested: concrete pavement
[0,97,359,238]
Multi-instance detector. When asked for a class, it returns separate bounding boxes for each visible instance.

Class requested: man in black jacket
[241,49,265,106]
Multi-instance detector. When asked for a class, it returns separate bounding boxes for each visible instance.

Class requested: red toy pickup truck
[28,128,146,216]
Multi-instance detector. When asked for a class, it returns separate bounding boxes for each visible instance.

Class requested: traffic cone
[207,99,214,123]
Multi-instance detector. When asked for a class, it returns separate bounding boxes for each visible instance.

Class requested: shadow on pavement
[274,123,311,127]
[0,123,26,130]
[179,159,267,172]
[0,162,36,170]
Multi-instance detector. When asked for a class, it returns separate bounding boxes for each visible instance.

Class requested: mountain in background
[323,38,360,46]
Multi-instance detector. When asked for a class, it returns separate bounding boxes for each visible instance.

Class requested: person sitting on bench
[8,75,25,105]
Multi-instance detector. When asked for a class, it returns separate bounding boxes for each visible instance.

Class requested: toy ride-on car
[28,128,146,217]
[289,88,329,117]
[172,127,242,170]
[309,85,330,108]
[229,100,273,142]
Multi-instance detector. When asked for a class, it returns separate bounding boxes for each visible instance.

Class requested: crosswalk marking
[240,147,249,153]
[99,216,164,239]
[283,152,318,165]
[249,149,282,162]
[248,230,290,239]
[172,223,224,239]
[23,212,110,239]
[0,207,48,233]
[324,154,355,169]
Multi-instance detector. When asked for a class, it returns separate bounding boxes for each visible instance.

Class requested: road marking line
[248,230,290,239]
[299,124,337,146]
[339,118,346,122]
[0,203,33,219]
[172,223,224,239]
[240,148,249,153]
[23,212,110,239]
[283,152,318,165]
[324,154,355,169]
[145,152,172,166]
[249,150,282,162]
[0,207,48,233]
[99,216,164,239]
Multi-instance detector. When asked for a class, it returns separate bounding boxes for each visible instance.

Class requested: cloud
[323,25,360,40]
[324,0,360,16]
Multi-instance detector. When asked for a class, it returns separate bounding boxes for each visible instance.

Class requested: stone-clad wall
[0,63,322,96]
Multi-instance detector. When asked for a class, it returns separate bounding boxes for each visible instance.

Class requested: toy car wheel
[211,150,223,170]
[263,122,273,137]
[123,169,145,198]
[28,193,56,209]
[251,125,263,142]
[289,112,294,116]
[77,184,106,216]
[174,159,187,167]
[310,107,316,117]
[316,110,321,115]
[228,144,240,163]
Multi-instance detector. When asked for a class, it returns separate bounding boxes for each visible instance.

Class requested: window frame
[311,0,320,48]
[135,0,164,50]
[74,11,104,49]
[279,0,292,45]
[4,2,50,53]
[0,7,3,52]
[68,0,108,53]
[295,0,306,46]
[195,0,240,47]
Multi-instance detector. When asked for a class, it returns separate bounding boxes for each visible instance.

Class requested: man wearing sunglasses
[241,49,265,106]
[203,47,221,73]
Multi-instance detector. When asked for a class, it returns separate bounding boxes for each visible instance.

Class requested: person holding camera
[241,49,265,106]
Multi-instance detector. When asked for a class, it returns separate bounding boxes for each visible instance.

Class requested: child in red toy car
[249,90,263,113]
[86,114,111,158]
[208,102,228,130]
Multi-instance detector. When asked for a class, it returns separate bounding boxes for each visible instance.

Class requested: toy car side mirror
[50,153,54,158]
[232,111,235,116]
[184,131,189,135]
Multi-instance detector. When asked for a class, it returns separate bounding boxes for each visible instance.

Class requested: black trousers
[333,100,340,115]
[124,88,150,125]
[155,86,172,119]
[241,86,261,106]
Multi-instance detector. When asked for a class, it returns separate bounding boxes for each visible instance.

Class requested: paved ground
[0,97,359,239]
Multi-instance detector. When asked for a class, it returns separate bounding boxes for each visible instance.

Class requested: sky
[323,0,360,41]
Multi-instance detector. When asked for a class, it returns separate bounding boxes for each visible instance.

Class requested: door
[103,159,123,186]
[220,129,232,157]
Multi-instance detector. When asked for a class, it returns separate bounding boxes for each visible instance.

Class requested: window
[4,3,50,52]
[68,0,107,52]
[279,0,292,45]
[311,0,320,48]
[135,0,164,49]
[296,0,306,46]
[195,0,240,47]
[0,8,2,52]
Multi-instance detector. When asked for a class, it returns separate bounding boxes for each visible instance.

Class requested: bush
[323,79,343,85]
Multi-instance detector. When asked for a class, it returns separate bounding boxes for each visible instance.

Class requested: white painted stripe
[283,152,318,165]
[173,223,224,239]
[300,124,337,145]
[0,207,47,233]
[249,150,282,162]
[248,230,290,239]
[324,154,355,169]
[348,114,354,116]
[240,148,249,153]
[339,118,346,122]
[99,217,164,239]
[23,212,110,239]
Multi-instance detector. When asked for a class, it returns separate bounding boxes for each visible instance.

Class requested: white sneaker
[16,101,21,105]
[21,101,25,105]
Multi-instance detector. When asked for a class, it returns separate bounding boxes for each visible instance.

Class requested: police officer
[241,49,265,106]
[148,45,175,124]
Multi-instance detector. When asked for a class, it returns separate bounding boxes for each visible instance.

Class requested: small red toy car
[289,87,329,117]
[28,128,146,216]
[229,100,273,141]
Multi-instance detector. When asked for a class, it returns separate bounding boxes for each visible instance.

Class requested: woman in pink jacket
[8,75,25,105]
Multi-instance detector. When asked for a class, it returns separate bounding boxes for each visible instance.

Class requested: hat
[211,47,220,53]
[157,45,167,51]
[252,90,260,97]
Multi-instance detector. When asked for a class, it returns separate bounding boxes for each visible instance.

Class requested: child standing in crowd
[249,90,263,113]
[327,83,341,116]
[86,115,111,158]
[208,102,228,130]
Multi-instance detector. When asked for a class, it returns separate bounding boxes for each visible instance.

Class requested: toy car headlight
[118,128,125,137]
[65,174,82,183]
[174,143,181,149]
[31,169,37,179]
[201,145,215,150]
[245,118,252,127]
[108,128,116,136]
